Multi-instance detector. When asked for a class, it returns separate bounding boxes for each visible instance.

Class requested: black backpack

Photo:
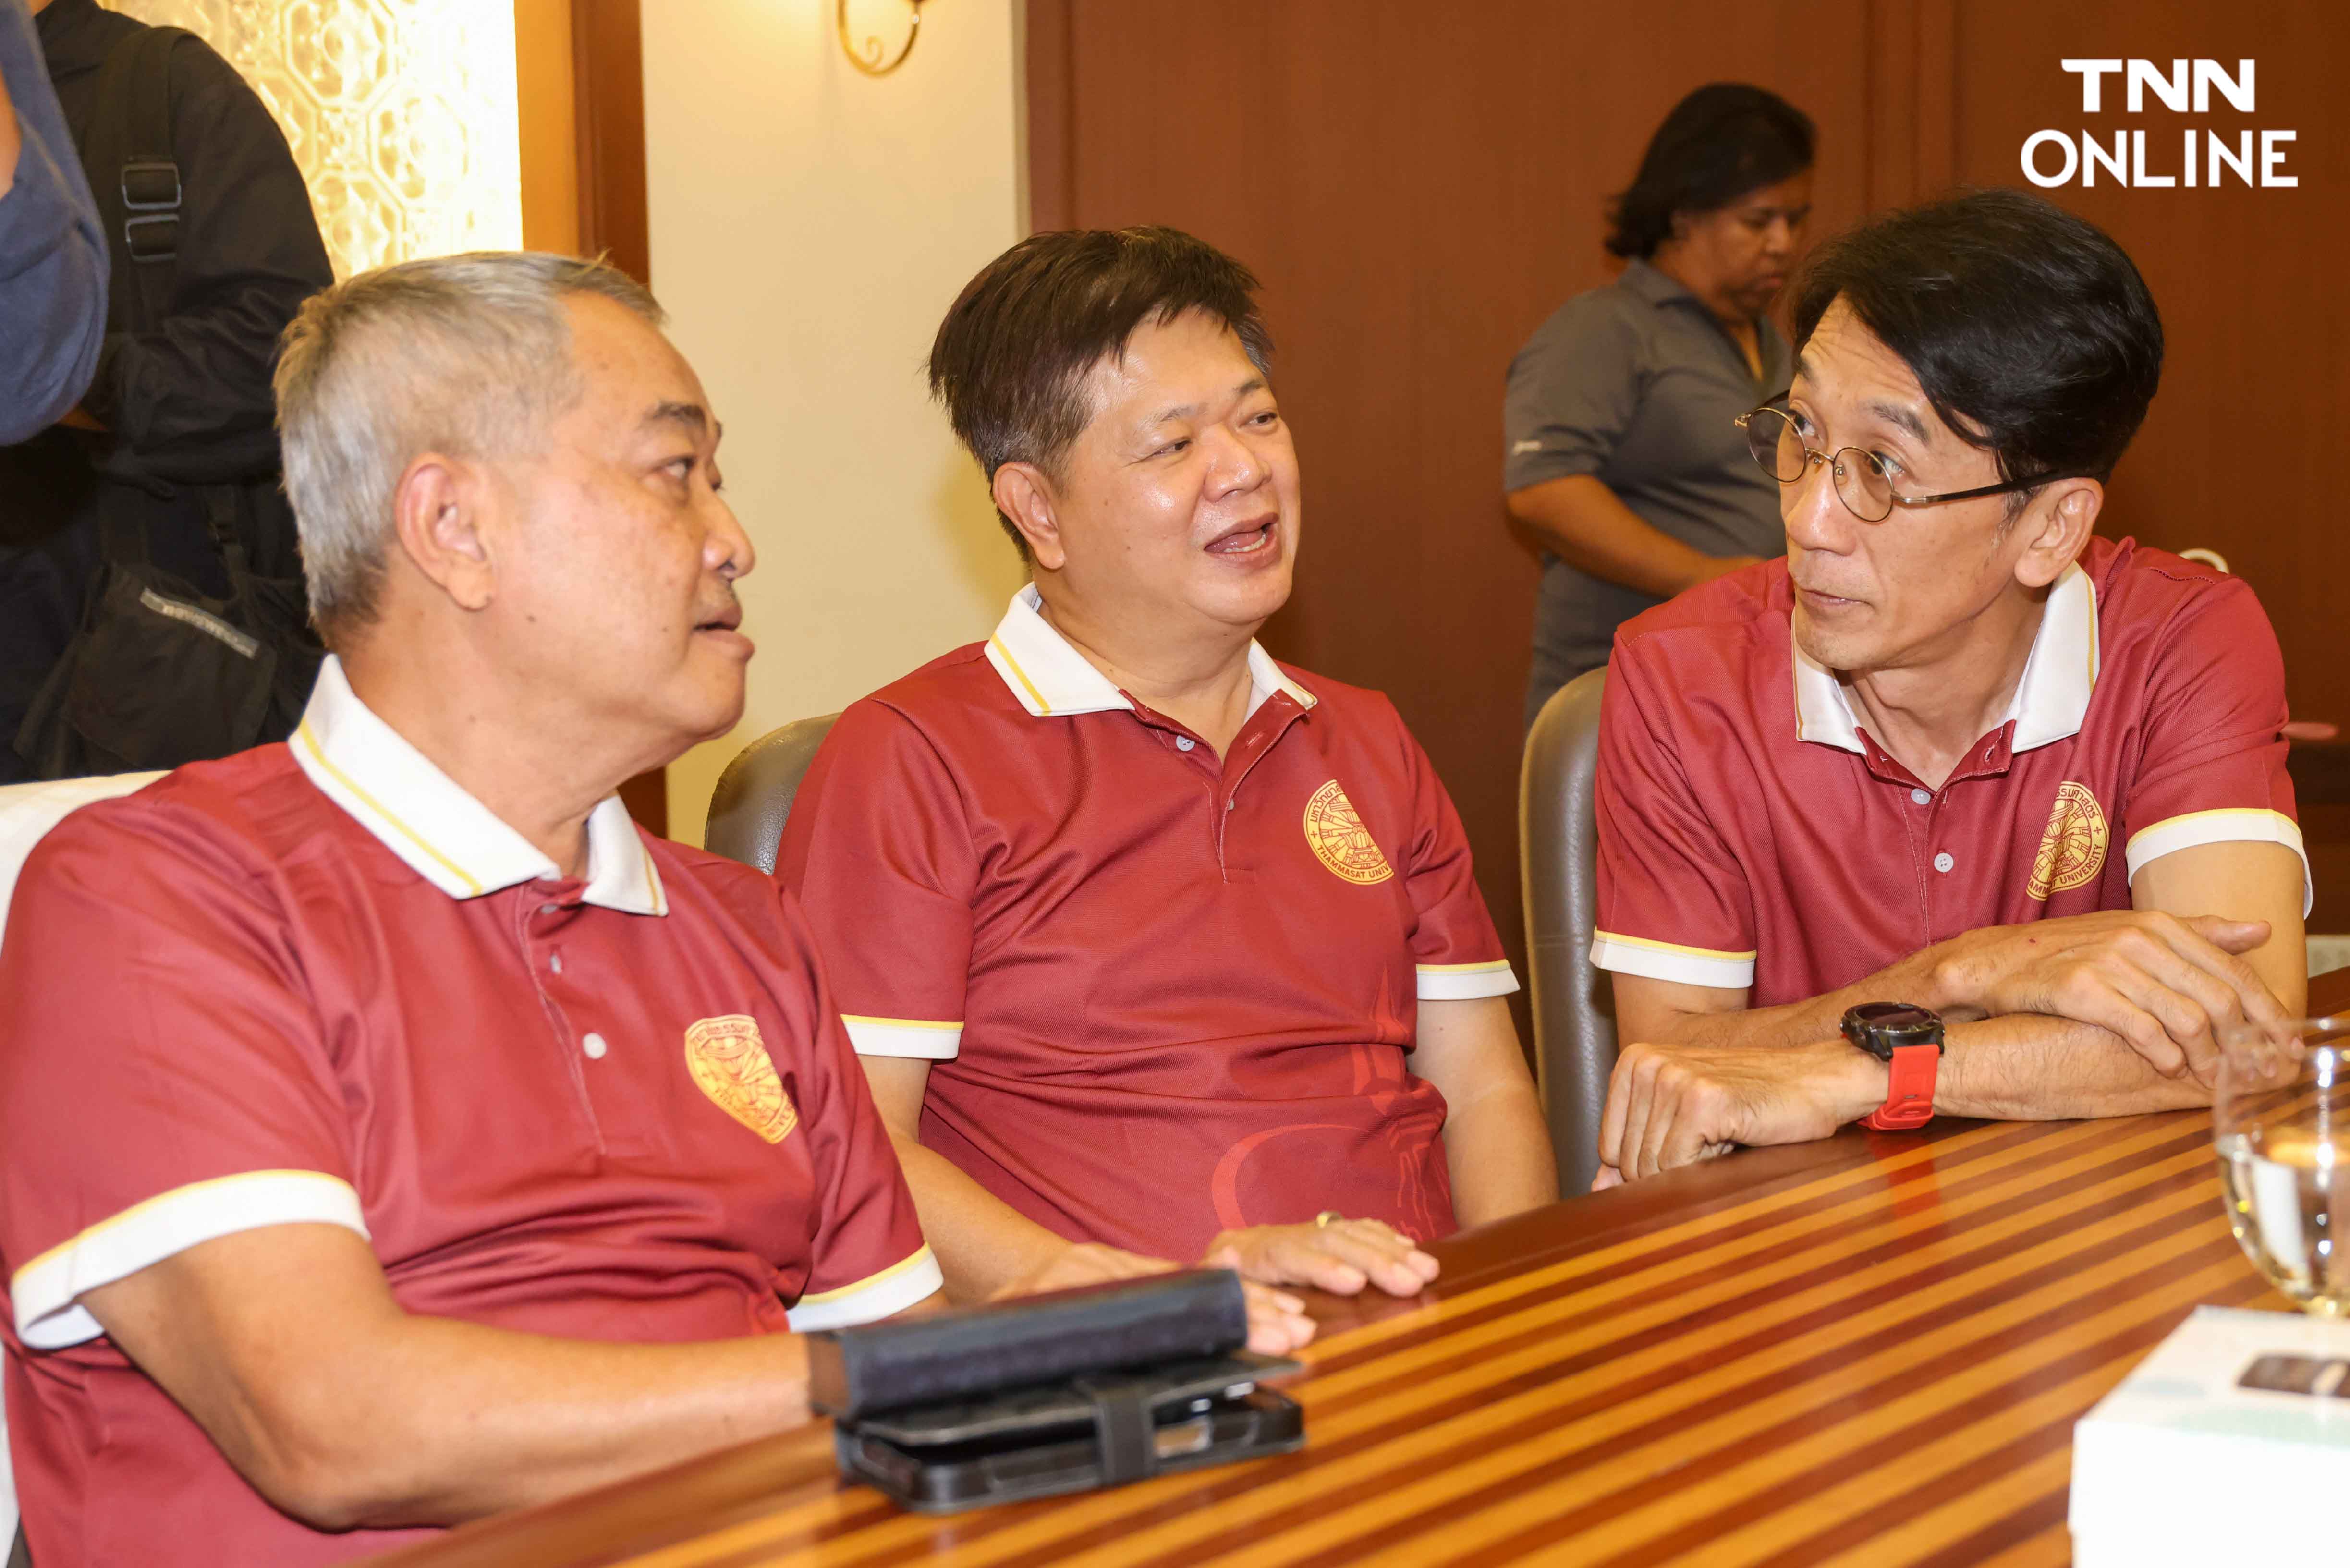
[13,24,322,778]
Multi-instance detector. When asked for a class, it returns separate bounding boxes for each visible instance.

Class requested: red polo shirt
[0,659,935,1567]
[775,586,1517,1262]
[1592,537,2305,1005]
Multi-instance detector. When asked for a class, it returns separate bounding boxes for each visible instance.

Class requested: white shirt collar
[982,583,1319,719]
[1792,561,2100,757]
[289,656,667,915]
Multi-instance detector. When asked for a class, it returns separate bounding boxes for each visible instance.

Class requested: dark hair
[1790,189,2164,486]
[1606,84,1815,260]
[927,226,1274,558]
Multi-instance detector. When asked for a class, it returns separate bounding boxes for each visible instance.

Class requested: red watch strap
[1861,1042,1940,1130]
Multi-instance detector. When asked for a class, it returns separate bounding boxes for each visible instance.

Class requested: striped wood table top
[377,975,2350,1567]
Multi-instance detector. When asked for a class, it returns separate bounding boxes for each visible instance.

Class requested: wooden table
[376,996,2340,1567]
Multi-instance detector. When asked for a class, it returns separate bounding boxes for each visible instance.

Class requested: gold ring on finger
[1315,1210,1342,1228]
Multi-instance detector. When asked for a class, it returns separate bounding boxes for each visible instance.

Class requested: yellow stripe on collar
[988,634,1053,716]
[297,719,484,897]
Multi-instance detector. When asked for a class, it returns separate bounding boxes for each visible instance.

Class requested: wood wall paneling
[515,0,582,255]
[571,0,652,288]
[1033,0,2350,960]
[1863,0,1957,207]
[1023,0,1076,231]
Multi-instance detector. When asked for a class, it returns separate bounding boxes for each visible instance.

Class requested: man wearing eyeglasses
[1589,189,2306,1184]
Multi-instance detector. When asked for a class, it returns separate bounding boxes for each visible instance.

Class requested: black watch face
[1850,1002,1936,1032]
[1842,1003,1944,1058]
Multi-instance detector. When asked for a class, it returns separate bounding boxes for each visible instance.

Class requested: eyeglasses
[1734,402,2088,523]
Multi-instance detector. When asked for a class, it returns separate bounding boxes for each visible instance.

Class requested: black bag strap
[199,485,255,608]
[88,481,277,593]
[77,25,191,339]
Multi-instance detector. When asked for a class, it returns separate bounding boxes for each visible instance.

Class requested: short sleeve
[765,892,940,1330]
[1590,640,1759,990]
[1388,703,1518,1001]
[1503,298,1644,494]
[0,804,366,1350]
[773,701,979,1059]
[2118,575,2308,912]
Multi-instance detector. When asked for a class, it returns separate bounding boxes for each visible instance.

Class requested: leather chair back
[1518,668,1613,1194]
[703,715,840,872]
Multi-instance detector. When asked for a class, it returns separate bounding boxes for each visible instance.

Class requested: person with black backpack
[0,0,331,782]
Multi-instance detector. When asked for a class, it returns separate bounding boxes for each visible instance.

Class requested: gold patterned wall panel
[109,0,523,278]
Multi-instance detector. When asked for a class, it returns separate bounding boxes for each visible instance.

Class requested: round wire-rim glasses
[1733,401,2092,523]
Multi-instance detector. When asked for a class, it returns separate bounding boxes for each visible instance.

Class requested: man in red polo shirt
[777,228,1556,1305]
[1590,191,2307,1182]
[0,255,953,1564]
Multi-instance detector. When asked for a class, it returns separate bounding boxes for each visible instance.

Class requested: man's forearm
[1440,1082,1559,1225]
[85,1223,826,1532]
[1606,895,2299,1177]
[887,1131,1077,1301]
[306,1316,815,1527]
[1938,1014,2211,1120]
[1507,476,1745,599]
[1634,985,2209,1123]
[1639,903,2295,1094]
[1636,947,1952,1052]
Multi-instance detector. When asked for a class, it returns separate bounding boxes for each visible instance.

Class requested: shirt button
[1910,788,1931,806]
[1933,851,1955,874]
[1175,736,1196,752]
[1226,798,1238,812]
[539,902,560,916]
[549,951,564,974]
[582,1032,608,1060]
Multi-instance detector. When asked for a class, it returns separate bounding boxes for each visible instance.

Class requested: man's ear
[992,462,1068,571]
[391,454,499,612]
[2012,478,2102,591]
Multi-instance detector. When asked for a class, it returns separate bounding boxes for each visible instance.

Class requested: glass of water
[2216,1018,2350,1316]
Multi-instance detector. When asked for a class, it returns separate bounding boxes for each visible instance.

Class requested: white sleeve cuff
[1588,931,1757,991]
[11,1170,368,1349]
[841,1015,963,1060]
[786,1246,942,1331]
[2125,808,2312,917]
[1416,961,1521,1000]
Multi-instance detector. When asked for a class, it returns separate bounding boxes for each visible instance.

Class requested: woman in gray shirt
[1504,84,1814,728]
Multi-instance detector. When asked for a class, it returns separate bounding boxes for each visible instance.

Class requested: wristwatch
[1841,1003,1945,1130]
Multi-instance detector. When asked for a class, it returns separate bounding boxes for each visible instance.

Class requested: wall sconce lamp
[837,0,932,76]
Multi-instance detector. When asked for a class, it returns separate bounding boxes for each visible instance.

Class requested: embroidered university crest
[2027,781,2109,900]
[683,1015,799,1143]
[1303,778,1394,886]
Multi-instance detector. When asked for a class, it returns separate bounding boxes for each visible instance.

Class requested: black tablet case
[807,1269,1305,1513]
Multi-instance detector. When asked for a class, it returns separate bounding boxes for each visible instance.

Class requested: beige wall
[642,0,1030,846]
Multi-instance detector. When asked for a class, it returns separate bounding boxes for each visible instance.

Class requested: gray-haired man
[0,254,996,1564]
